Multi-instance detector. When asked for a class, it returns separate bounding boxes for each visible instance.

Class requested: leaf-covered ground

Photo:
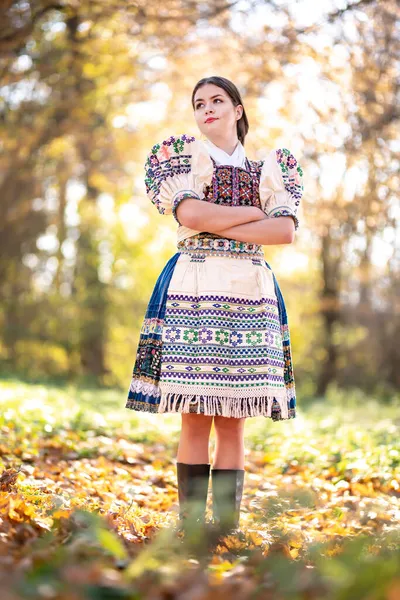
[0,380,399,599]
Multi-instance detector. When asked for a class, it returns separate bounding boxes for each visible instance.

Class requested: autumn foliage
[0,380,399,598]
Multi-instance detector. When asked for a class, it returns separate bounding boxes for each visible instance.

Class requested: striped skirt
[126,235,296,420]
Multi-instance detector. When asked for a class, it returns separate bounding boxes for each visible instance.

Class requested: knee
[214,416,245,437]
[181,413,213,436]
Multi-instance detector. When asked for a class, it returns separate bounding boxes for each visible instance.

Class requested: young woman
[125,76,304,537]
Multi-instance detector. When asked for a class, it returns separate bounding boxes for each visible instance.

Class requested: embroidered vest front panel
[203,158,264,209]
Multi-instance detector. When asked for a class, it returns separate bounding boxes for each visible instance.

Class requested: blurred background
[0,0,399,400]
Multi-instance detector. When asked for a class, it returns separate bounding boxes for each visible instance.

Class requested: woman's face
[193,83,243,140]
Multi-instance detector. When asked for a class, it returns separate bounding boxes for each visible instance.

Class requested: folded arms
[176,198,295,245]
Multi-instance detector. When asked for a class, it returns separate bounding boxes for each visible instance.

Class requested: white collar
[202,138,247,168]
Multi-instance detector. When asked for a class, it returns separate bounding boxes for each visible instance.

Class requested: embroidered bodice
[203,157,263,209]
[144,134,304,243]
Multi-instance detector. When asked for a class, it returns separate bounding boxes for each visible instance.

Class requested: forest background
[0,1,400,596]
[0,0,399,400]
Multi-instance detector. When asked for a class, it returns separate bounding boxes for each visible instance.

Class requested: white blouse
[143,134,304,243]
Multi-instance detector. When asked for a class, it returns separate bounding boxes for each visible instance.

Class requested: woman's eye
[196,98,223,109]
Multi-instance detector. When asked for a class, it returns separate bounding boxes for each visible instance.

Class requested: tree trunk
[316,233,342,396]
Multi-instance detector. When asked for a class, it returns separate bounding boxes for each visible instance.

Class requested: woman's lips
[205,118,218,123]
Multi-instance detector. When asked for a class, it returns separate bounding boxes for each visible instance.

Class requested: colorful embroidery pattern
[158,291,286,411]
[126,253,181,410]
[126,246,297,421]
[177,234,264,256]
[172,190,201,224]
[267,207,299,230]
[129,139,301,420]
[266,262,296,401]
[144,134,196,215]
[203,158,263,208]
[144,137,304,229]
[272,148,304,230]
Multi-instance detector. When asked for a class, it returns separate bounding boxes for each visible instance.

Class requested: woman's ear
[236,105,243,120]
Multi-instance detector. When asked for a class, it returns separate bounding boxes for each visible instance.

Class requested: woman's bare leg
[177,413,213,463]
[212,416,246,469]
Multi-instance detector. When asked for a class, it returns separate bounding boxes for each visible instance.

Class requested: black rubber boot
[176,462,211,533]
[211,468,245,536]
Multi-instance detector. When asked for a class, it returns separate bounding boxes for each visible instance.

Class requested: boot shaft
[176,462,210,524]
[211,468,245,534]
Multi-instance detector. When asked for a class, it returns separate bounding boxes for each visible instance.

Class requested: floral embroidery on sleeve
[144,134,197,216]
[276,148,303,207]
[272,148,304,230]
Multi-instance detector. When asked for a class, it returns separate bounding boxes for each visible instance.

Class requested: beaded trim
[171,190,201,225]
[267,206,299,230]
[177,235,264,257]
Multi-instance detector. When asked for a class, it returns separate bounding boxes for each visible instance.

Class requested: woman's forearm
[214,216,295,245]
[176,198,266,232]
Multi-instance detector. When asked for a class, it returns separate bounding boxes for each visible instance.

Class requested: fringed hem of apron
[126,393,295,421]
[126,377,296,419]
[125,395,295,420]
[159,391,290,418]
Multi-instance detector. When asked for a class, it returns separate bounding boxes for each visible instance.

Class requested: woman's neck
[206,136,240,156]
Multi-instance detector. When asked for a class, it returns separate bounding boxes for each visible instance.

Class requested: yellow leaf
[52,509,72,520]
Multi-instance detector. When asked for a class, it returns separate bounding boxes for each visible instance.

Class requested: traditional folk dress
[125,134,304,420]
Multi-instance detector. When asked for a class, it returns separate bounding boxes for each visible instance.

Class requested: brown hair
[191,76,249,145]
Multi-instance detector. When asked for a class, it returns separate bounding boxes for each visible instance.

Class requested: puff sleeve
[144,133,213,225]
[259,148,304,230]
